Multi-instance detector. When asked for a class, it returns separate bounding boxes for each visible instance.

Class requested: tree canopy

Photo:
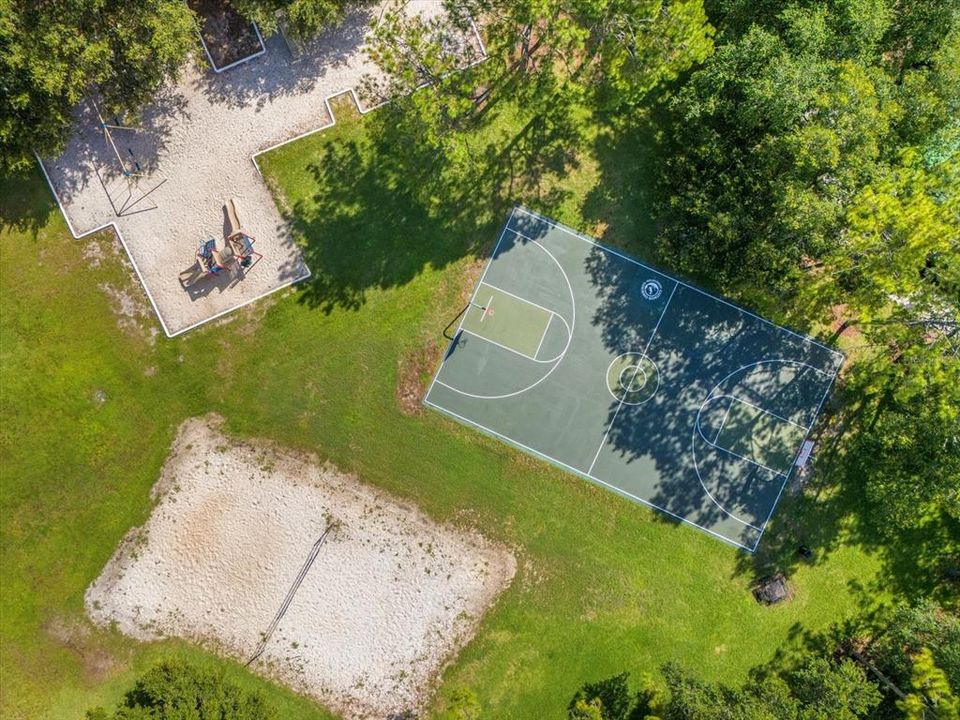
[85,659,276,720]
[653,0,959,289]
[0,0,197,171]
[231,0,364,40]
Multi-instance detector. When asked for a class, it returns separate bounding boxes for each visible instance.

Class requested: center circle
[619,364,648,393]
[606,352,660,405]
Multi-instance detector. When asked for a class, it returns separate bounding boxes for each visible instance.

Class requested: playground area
[425,208,844,551]
[40,1,470,336]
[86,417,515,719]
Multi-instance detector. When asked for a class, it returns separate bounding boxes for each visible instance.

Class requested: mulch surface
[188,0,263,70]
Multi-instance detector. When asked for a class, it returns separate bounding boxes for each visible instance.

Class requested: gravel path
[39,2,449,336]
[86,416,515,719]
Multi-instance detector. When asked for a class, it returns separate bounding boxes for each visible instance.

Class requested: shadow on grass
[738,383,959,606]
[0,167,56,238]
[286,90,591,314]
[581,112,660,257]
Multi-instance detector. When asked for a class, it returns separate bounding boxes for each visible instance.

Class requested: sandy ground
[40,2,455,336]
[86,417,515,719]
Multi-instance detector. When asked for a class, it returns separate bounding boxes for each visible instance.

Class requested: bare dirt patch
[396,257,486,415]
[86,416,515,719]
[97,281,156,343]
[43,616,125,684]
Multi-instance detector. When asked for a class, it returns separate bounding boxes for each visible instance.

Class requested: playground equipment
[90,97,168,217]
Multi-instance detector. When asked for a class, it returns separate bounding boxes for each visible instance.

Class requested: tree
[390,0,715,108]
[814,151,960,532]
[655,658,880,720]
[361,0,713,221]
[569,672,659,720]
[0,0,197,170]
[231,0,366,40]
[867,601,960,696]
[652,0,959,289]
[848,349,960,532]
[898,648,960,720]
[85,659,276,720]
[791,658,884,720]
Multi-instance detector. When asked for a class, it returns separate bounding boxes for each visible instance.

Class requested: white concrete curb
[198,21,267,74]
[37,14,486,339]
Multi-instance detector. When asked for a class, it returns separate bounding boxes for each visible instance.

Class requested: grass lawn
[0,96,916,719]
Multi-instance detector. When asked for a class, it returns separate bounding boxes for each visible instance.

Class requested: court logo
[641,279,663,300]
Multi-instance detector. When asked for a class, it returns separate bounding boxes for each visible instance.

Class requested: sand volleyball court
[86,417,515,719]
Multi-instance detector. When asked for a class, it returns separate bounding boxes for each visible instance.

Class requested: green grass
[0,97,925,720]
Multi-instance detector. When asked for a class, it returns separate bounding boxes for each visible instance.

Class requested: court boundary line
[423,397,758,552]
[587,282,678,475]
[425,209,845,551]
[426,233,576,401]
[513,206,845,364]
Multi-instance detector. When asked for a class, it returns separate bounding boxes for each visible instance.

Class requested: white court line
[480,279,562,317]
[534,314,553,359]
[423,398,758,552]
[587,282,678,475]
[459,327,546,363]
[695,421,788,478]
[714,399,733,445]
[713,394,809,430]
[426,236,576,402]
[479,295,494,323]
[751,364,842,551]
[423,209,519,404]
[512,206,845,363]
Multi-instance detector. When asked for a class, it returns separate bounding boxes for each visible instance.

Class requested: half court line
[587,282,678,475]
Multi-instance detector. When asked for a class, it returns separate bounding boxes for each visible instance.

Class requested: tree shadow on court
[575,111,958,597]
[285,87,592,313]
[583,241,843,548]
[574,93,960,608]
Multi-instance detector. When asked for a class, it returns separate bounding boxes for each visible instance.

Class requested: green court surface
[425,207,844,551]
[461,284,556,359]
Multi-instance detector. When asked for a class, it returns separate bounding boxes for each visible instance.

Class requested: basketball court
[424,207,843,551]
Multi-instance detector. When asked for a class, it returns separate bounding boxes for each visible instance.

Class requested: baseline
[512,206,845,363]
[423,397,758,552]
